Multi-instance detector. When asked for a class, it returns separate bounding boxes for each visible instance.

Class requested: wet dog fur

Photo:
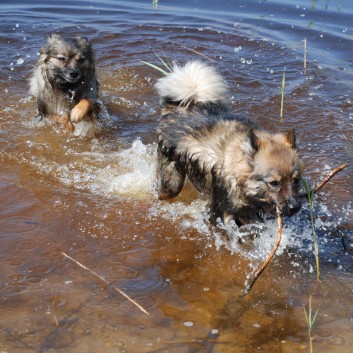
[29,33,100,132]
[155,61,303,226]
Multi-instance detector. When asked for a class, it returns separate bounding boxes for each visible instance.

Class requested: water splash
[109,139,157,198]
[19,135,351,267]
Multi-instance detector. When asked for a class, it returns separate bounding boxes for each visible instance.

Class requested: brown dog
[155,61,303,226]
[29,33,100,132]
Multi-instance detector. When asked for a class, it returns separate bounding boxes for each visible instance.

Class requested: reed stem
[304,37,307,78]
[303,296,319,353]
[280,71,286,120]
[301,177,320,280]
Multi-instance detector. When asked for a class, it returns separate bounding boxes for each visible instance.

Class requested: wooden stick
[242,163,348,295]
[313,163,348,193]
[300,163,348,198]
[242,206,283,296]
[61,252,150,316]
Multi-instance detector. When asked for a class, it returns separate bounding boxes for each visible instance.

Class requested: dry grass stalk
[179,44,216,62]
[242,206,283,296]
[53,313,59,326]
[61,252,150,316]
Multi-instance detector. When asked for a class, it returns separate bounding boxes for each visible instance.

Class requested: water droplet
[184,321,194,327]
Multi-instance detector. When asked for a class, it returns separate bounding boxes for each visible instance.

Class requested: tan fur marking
[70,98,94,123]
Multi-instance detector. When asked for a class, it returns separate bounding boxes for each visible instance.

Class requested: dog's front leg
[157,153,186,200]
[70,98,94,123]
[210,173,236,225]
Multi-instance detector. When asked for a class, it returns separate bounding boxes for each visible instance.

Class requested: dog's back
[156,61,257,196]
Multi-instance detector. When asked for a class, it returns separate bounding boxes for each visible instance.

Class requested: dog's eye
[77,57,85,64]
[267,180,280,190]
[57,56,66,62]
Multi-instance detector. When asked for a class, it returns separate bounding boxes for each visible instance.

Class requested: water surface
[0,1,352,352]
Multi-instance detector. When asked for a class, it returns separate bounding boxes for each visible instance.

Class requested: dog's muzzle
[65,68,81,82]
[280,197,302,217]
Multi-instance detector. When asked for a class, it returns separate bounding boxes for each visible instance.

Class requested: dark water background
[0,1,352,352]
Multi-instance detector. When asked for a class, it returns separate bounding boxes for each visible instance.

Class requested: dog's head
[39,34,95,89]
[243,128,303,217]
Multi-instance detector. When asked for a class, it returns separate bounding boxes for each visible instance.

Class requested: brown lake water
[1,0,353,352]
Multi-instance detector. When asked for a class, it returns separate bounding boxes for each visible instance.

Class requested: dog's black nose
[65,68,80,80]
[281,198,301,216]
[70,71,79,78]
[289,200,301,214]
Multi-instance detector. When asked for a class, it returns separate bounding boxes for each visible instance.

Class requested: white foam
[27,138,157,199]
[23,135,350,270]
[72,120,97,138]
[108,139,157,198]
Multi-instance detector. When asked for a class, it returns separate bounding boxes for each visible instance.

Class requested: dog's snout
[280,197,301,216]
[69,70,79,78]
[64,68,81,81]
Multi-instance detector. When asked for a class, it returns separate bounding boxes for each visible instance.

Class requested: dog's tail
[155,61,227,106]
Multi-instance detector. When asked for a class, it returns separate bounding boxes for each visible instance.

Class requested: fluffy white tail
[155,61,227,106]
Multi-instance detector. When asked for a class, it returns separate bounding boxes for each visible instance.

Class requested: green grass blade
[153,51,173,72]
[140,60,169,75]
[312,308,319,326]
[280,71,286,119]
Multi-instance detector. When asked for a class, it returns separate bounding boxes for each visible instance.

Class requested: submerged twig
[61,252,150,316]
[299,163,348,199]
[242,206,283,296]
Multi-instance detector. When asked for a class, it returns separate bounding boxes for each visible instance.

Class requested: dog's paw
[70,98,93,123]
[65,121,75,132]
[34,114,44,121]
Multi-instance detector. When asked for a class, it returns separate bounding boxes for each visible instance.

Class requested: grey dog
[29,33,100,132]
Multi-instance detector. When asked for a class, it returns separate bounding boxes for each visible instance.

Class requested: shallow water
[0,0,352,352]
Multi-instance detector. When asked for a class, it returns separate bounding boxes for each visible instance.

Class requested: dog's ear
[74,36,91,51]
[39,34,62,58]
[46,33,62,47]
[243,128,260,158]
[284,128,296,149]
